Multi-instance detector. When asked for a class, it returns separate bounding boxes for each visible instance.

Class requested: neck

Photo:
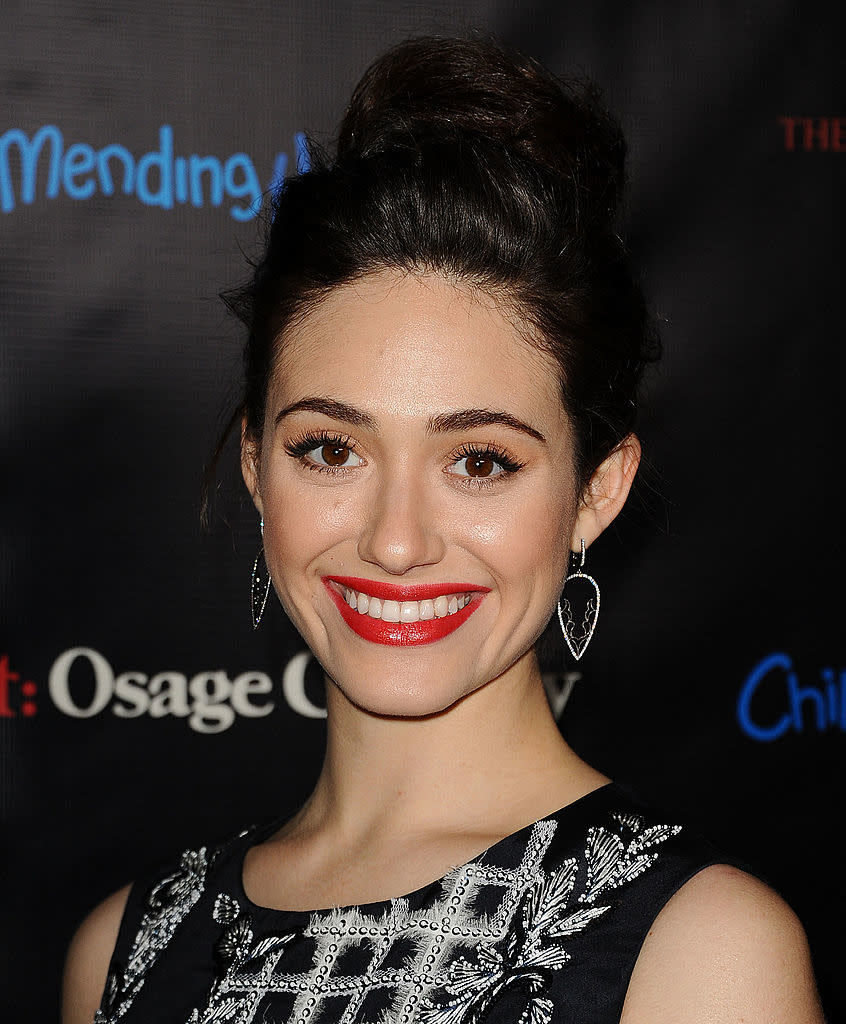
[296,652,605,844]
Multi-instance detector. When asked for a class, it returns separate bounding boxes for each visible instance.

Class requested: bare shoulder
[62,883,132,1024]
[620,864,826,1024]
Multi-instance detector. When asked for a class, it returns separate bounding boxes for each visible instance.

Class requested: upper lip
[324,575,490,601]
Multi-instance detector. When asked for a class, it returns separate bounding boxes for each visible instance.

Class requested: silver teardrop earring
[557,538,600,661]
[250,518,272,629]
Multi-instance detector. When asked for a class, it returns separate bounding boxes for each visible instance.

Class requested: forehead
[272,270,567,433]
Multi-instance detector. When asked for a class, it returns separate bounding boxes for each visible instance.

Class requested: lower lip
[323,582,485,646]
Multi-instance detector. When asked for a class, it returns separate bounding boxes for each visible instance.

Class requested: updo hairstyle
[218,36,658,499]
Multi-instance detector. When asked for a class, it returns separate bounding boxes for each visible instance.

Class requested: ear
[240,417,264,518]
[571,435,641,552]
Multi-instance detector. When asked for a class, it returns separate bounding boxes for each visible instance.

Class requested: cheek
[272,491,353,552]
[462,487,575,586]
[259,460,357,567]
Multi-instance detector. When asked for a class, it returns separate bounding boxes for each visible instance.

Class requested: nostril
[356,504,445,574]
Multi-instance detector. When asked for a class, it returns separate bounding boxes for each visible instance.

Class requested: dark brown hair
[206,35,658,516]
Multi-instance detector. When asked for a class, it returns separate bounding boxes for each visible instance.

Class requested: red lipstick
[322,575,489,646]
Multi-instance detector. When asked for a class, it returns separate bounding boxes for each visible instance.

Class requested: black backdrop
[2,1,844,1019]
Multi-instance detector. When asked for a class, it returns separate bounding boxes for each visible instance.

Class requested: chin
[327,669,480,720]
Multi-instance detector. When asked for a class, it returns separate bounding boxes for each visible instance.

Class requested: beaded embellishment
[99,813,681,1024]
[96,847,211,1022]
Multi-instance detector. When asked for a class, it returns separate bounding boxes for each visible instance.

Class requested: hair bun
[336,36,627,221]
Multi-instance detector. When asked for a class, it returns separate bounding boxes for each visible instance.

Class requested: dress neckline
[235,780,619,922]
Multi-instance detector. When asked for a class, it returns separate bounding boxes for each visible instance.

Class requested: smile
[322,576,489,646]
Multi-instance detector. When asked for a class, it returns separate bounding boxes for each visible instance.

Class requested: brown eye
[449,450,511,480]
[302,440,363,470]
[466,455,495,477]
[321,444,351,467]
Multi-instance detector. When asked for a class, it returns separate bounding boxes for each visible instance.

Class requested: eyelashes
[452,442,525,477]
[283,430,362,471]
[283,430,354,458]
[282,430,525,485]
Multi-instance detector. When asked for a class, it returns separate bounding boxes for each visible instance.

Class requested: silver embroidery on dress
[101,813,682,1024]
[97,847,210,1022]
[420,814,681,1024]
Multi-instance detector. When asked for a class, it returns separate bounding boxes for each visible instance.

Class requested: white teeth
[400,601,419,622]
[381,600,401,622]
[341,587,476,623]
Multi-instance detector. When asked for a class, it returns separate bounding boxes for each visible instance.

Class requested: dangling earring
[557,539,600,661]
[250,518,272,629]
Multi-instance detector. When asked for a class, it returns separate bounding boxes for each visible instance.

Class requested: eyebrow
[428,408,547,443]
[275,397,546,444]
[275,397,377,430]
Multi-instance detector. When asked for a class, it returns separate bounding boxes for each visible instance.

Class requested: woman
[62,36,824,1024]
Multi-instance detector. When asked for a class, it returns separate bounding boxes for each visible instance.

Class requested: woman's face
[245,270,598,717]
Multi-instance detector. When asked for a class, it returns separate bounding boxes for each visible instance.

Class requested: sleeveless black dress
[95,782,744,1024]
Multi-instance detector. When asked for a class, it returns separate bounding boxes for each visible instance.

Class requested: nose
[356,470,446,576]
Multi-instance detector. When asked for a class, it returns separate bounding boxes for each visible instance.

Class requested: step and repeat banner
[2,1,843,1019]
